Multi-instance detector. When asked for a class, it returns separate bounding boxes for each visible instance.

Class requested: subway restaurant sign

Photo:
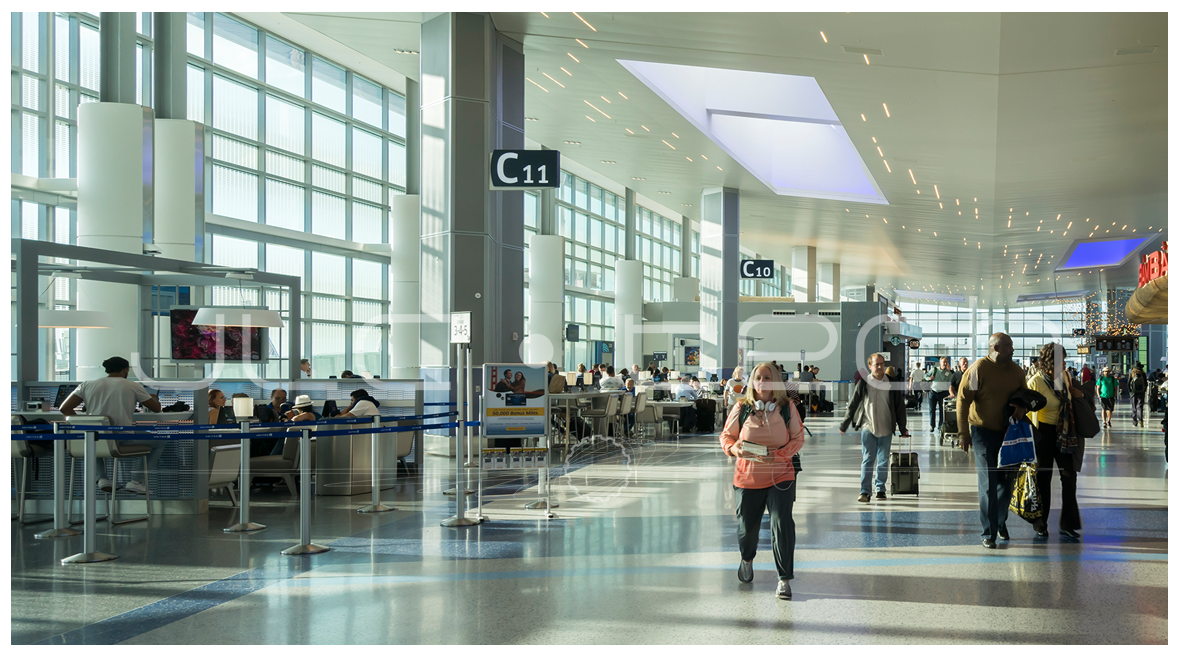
[1138,241,1167,288]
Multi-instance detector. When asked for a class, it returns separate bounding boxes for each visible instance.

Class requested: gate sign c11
[490,149,560,189]
[740,260,775,279]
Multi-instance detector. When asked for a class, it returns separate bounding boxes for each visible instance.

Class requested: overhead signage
[653,351,668,362]
[483,363,548,436]
[489,149,560,189]
[740,260,775,279]
[1095,335,1137,351]
[565,324,580,342]
[1073,328,1086,336]
[889,335,902,347]
[1137,240,1168,288]
[1077,346,1092,355]
[449,312,471,344]
[1096,356,1108,367]
[908,339,921,349]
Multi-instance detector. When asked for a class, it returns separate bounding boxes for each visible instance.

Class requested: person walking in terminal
[1097,367,1117,428]
[840,353,908,502]
[59,356,164,494]
[723,366,746,410]
[1130,362,1148,427]
[720,362,805,600]
[1027,343,1084,540]
[957,333,1028,549]
[925,357,955,431]
[949,356,970,398]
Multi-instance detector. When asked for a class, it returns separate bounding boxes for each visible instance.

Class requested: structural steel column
[792,245,817,303]
[699,187,739,379]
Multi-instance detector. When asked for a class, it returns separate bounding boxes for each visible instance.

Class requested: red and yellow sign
[1138,241,1167,288]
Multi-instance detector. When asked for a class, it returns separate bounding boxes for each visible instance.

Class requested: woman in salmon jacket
[719,361,806,600]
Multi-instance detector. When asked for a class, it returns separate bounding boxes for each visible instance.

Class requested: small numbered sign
[450,311,471,344]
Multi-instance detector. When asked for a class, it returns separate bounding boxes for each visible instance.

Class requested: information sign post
[442,340,477,527]
[482,363,553,518]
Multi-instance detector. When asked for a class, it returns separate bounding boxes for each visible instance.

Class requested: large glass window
[635,206,681,302]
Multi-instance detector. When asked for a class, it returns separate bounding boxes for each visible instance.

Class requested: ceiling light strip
[542,72,565,88]
[526,78,548,92]
[662,139,676,150]
[576,38,590,49]
[572,12,597,32]
[584,100,610,119]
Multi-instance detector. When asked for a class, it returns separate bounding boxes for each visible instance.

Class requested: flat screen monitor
[565,372,578,386]
[54,384,81,410]
[169,306,267,362]
[582,372,594,385]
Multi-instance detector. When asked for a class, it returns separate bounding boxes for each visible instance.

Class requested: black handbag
[1072,395,1100,439]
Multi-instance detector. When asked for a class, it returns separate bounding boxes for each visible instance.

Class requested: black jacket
[840,376,907,434]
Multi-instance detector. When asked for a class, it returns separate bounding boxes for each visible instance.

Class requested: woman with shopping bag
[1026,342,1085,539]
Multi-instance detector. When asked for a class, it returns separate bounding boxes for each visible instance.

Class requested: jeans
[929,390,949,431]
[1033,423,1080,531]
[95,441,167,485]
[734,482,797,580]
[1131,394,1146,423]
[860,429,893,494]
[970,425,1014,540]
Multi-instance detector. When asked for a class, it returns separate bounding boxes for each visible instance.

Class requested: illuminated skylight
[1055,236,1154,271]
[618,59,888,204]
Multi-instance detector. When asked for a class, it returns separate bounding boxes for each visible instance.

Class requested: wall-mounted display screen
[169,308,266,362]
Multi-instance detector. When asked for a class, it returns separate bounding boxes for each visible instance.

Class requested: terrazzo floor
[10,404,1169,644]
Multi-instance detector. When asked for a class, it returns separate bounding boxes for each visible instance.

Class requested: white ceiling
[277,11,1168,307]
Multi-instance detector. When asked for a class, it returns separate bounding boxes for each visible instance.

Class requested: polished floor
[10,402,1169,645]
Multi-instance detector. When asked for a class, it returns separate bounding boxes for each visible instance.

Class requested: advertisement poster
[483,363,548,436]
[684,346,700,366]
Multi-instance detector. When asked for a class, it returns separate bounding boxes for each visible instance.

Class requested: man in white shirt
[300,359,311,378]
[60,356,163,494]
[599,366,625,390]
[338,388,381,418]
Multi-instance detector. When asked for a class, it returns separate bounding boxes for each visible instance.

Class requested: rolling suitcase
[940,396,958,446]
[695,398,716,433]
[890,437,920,495]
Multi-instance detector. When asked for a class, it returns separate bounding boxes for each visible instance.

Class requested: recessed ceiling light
[672,132,680,138]
[576,38,590,49]
[572,12,596,32]
[864,54,870,65]
[681,203,693,207]
[601,160,616,164]
[662,139,676,150]
[625,128,634,134]
[584,100,610,119]
[567,52,580,63]
[618,91,627,99]
[540,12,550,18]
[525,117,539,121]
[641,125,650,131]
[585,115,595,122]
[861,114,866,121]
[883,103,890,117]
[883,161,891,173]
[526,78,549,92]
[716,166,722,171]
[632,177,645,181]
[543,72,565,88]
[701,155,708,160]
[561,67,573,77]
[564,140,581,145]
[686,157,693,162]
[659,191,671,194]
[820,31,828,43]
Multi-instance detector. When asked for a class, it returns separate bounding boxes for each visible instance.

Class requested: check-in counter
[314,419,411,496]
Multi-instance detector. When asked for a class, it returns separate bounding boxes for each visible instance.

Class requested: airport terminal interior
[7,11,1171,645]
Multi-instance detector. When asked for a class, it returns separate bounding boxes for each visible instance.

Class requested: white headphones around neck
[754,400,777,413]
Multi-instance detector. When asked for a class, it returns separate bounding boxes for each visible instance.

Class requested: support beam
[791,245,817,303]
[818,263,841,302]
[700,187,739,379]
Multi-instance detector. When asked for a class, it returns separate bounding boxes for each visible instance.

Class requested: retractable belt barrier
[13,414,481,565]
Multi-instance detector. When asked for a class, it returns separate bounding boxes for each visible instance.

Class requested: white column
[968,296,978,360]
[527,235,565,365]
[818,263,841,302]
[76,103,151,380]
[389,195,421,379]
[154,119,200,261]
[615,260,645,372]
[792,245,817,302]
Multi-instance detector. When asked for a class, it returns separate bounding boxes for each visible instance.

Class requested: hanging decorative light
[192,307,284,329]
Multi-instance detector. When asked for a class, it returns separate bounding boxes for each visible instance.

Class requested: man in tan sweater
[957,333,1028,549]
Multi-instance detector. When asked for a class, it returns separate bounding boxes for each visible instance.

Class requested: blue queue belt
[10,415,481,441]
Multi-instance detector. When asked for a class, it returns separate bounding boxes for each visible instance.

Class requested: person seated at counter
[340,370,359,379]
[59,356,163,494]
[208,389,234,425]
[337,388,381,418]
[600,366,625,390]
[285,395,320,422]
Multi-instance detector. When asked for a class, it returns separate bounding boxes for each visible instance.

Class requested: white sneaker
[97,478,113,493]
[124,480,147,495]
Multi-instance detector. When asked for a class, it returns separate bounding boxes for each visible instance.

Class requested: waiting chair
[11,416,53,526]
[616,393,635,443]
[65,415,152,526]
[208,443,241,505]
[579,395,619,440]
[247,428,317,497]
[634,391,659,440]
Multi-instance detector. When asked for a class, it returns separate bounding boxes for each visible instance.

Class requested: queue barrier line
[17,417,483,565]
[10,411,461,435]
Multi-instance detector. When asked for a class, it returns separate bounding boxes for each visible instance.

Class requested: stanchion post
[442,343,477,527]
[473,418,486,522]
[283,425,329,555]
[358,415,394,513]
[526,395,558,514]
[465,350,477,468]
[37,423,81,540]
[225,420,266,533]
[61,426,116,563]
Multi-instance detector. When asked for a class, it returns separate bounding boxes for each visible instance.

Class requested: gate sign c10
[490,149,560,189]
[740,260,774,279]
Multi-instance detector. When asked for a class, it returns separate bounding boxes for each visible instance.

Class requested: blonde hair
[731,366,744,380]
[739,362,791,408]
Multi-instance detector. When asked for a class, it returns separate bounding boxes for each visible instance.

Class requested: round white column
[154,119,200,261]
[389,194,421,380]
[614,259,644,373]
[76,103,152,380]
[527,235,565,365]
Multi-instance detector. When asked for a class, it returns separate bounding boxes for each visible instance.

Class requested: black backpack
[736,402,802,474]
[1131,372,1147,395]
